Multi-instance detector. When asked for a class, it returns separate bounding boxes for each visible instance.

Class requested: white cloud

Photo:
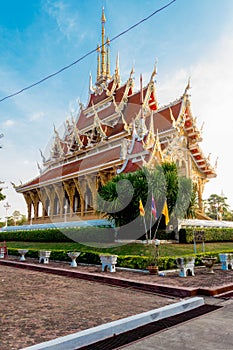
[44,0,84,40]
[3,119,15,127]
[29,111,46,121]
[158,30,233,207]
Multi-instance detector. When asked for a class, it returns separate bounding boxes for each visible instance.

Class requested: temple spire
[96,8,111,85]
[96,44,101,81]
[106,37,110,79]
[101,7,106,78]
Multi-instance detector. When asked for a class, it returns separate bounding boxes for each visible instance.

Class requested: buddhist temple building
[15,9,216,224]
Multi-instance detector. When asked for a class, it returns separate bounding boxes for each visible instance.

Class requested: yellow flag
[139,199,145,216]
[162,200,169,225]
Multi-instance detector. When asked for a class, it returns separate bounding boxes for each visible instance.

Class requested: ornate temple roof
[16,9,216,194]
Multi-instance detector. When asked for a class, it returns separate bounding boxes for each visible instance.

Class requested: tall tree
[8,210,27,226]
[174,177,196,219]
[205,194,233,220]
[0,187,5,202]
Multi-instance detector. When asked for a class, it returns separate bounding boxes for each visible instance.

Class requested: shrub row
[0,227,115,243]
[179,227,233,243]
[8,248,107,265]
[7,248,225,270]
[9,248,175,270]
[8,247,233,270]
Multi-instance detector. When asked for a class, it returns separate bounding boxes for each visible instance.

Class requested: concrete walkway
[120,297,233,350]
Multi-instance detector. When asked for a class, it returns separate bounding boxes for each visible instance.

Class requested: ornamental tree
[204,194,233,221]
[97,162,193,229]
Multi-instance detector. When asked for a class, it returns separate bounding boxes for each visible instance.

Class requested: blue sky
[0,0,233,218]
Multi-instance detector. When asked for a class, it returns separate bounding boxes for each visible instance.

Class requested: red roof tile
[19,146,122,190]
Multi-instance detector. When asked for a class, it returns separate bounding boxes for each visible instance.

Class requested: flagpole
[152,214,162,240]
[143,215,148,244]
[139,199,148,243]
[152,198,169,240]
[149,197,153,241]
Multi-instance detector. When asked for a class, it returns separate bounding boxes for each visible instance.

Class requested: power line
[0,0,176,104]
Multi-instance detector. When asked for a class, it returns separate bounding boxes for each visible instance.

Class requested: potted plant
[147,239,160,275]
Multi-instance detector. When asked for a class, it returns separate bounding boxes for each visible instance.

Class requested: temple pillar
[73,177,85,217]
[197,178,206,212]
[36,188,48,219]
[63,180,76,217]
[85,175,98,210]
[44,186,56,218]
[29,190,40,220]
[23,192,32,222]
[98,171,109,187]
[53,183,65,218]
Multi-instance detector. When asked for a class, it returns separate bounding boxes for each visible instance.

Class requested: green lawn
[6,241,233,257]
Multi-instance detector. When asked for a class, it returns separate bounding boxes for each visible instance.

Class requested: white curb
[22,297,204,350]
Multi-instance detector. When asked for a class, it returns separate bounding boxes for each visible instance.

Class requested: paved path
[120,298,233,350]
[0,264,178,350]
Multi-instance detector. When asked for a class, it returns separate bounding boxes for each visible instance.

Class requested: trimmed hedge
[6,247,209,270]
[179,227,233,244]
[8,248,107,265]
[156,230,175,241]
[8,247,173,270]
[7,245,233,270]
[0,227,115,243]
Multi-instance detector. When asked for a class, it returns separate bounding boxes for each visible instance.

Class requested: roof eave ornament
[143,110,155,150]
[149,59,158,83]
[39,148,46,163]
[89,72,94,94]
[214,157,218,170]
[183,77,191,97]
[146,129,163,168]
[114,52,121,85]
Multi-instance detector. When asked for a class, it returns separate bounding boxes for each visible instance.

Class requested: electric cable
[0,0,176,103]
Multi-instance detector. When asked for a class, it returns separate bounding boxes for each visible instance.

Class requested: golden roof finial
[101,7,106,23]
